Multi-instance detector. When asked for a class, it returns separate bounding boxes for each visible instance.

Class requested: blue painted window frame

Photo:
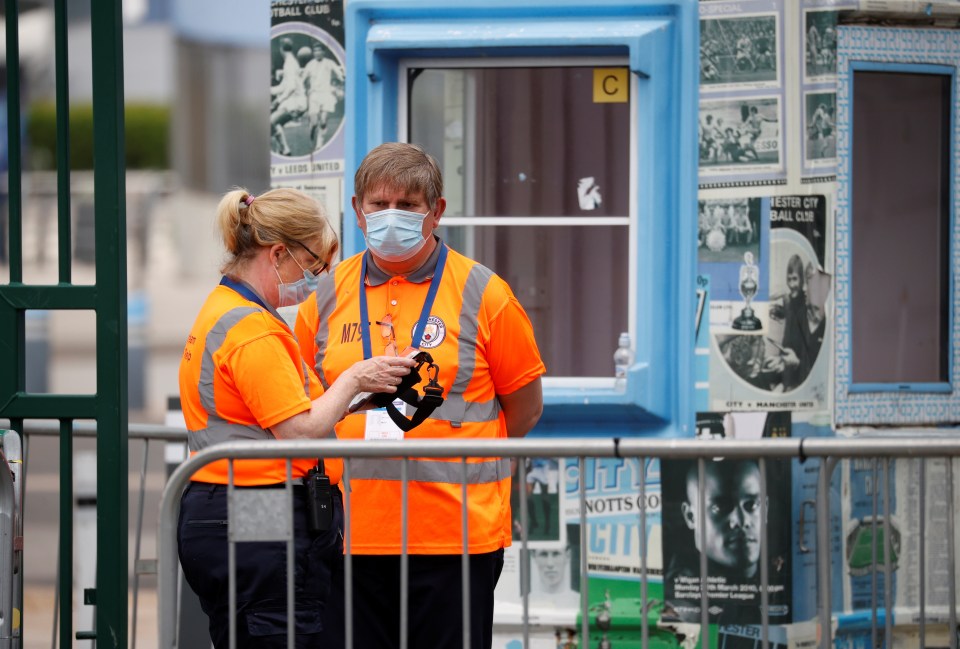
[835,28,960,426]
[343,0,699,437]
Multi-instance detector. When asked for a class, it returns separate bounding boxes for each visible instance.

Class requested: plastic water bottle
[613,332,632,391]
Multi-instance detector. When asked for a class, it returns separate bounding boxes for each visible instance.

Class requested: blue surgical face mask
[275,251,320,307]
[362,208,430,262]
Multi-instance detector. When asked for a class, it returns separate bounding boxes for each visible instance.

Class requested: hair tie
[242,194,255,207]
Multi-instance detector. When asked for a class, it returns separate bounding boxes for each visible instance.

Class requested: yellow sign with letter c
[593,68,628,103]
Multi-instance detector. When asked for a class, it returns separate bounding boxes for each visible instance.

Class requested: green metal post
[59,420,73,649]
[55,0,72,284]
[4,0,23,285]
[2,0,128,645]
[53,1,74,645]
[91,0,129,646]
[2,0,25,412]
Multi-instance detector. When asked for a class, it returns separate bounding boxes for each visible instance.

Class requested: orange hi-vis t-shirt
[179,280,342,486]
[295,243,545,554]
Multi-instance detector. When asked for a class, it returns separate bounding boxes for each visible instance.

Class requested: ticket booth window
[344,2,700,432]
[407,64,630,378]
[835,27,960,426]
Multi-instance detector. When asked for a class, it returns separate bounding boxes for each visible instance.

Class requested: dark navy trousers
[177,482,345,649]
[348,550,505,649]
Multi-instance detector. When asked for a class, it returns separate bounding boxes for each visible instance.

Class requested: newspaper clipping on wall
[661,412,792,624]
[798,0,853,178]
[699,0,787,188]
[707,195,831,411]
[270,0,346,226]
[836,430,960,620]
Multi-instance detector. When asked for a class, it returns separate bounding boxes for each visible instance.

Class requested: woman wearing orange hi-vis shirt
[177,187,416,649]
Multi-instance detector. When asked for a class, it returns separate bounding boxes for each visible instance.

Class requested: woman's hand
[344,355,417,394]
[272,355,417,440]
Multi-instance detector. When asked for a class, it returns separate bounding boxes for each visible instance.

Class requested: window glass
[409,66,631,377]
[850,71,951,384]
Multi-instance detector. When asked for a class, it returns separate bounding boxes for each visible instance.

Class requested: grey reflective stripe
[432,394,500,424]
[348,457,511,484]
[313,275,338,389]
[192,305,297,450]
[199,307,260,415]
[432,263,500,425]
[189,422,271,452]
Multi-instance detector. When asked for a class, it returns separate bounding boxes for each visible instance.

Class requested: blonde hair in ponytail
[215,187,339,277]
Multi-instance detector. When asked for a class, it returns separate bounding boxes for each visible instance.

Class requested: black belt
[189,481,308,490]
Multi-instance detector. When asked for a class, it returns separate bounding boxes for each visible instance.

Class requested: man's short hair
[354,142,444,209]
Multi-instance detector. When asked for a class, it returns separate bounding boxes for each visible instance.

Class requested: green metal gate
[1,1,128,647]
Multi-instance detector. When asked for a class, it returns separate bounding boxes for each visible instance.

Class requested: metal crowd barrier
[0,431,22,649]
[156,437,960,649]
[0,419,187,649]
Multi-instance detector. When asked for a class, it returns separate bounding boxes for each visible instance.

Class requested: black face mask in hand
[348,351,446,432]
[380,352,445,432]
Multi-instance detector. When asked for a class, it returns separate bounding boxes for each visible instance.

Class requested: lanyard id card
[364,399,407,440]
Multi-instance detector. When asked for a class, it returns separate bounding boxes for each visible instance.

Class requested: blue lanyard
[220,276,270,310]
[219,276,286,327]
[359,244,448,360]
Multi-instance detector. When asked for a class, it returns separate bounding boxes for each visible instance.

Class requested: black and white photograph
[523,541,581,610]
[700,13,780,90]
[493,535,582,635]
[493,521,582,632]
[698,198,761,262]
[511,457,562,542]
[661,412,792,624]
[699,97,782,176]
[804,91,837,165]
[270,33,345,157]
[803,9,839,82]
[708,194,831,401]
[714,333,781,392]
[765,204,831,394]
[270,1,348,192]
[713,266,829,397]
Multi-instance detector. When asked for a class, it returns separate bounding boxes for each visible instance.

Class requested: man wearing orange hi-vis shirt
[296,142,546,649]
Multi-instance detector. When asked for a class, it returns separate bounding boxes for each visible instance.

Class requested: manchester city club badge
[415,315,446,349]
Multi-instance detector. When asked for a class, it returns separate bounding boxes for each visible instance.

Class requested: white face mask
[362,208,430,262]
[275,250,320,307]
